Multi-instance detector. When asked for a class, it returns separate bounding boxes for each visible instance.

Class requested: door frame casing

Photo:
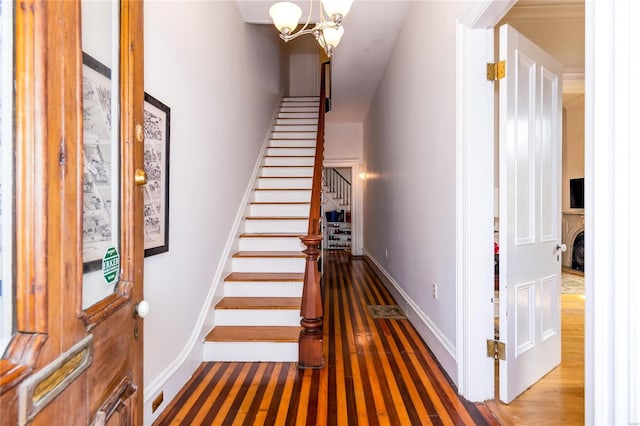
[585,1,640,424]
[455,0,515,402]
[323,158,362,256]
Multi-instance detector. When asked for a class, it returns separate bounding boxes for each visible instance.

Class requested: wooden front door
[0,1,144,424]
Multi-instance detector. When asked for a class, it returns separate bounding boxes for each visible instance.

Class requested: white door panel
[499,24,562,403]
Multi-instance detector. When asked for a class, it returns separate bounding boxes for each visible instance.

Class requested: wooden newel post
[298,233,324,368]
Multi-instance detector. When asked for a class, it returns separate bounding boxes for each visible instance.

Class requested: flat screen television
[570,177,584,209]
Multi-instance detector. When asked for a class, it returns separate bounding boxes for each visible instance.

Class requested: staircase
[203,96,319,362]
[323,167,351,212]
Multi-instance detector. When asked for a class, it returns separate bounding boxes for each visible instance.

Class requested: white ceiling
[236,0,584,123]
[236,0,410,123]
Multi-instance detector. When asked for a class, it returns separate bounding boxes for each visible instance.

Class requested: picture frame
[81,52,116,272]
[143,93,170,257]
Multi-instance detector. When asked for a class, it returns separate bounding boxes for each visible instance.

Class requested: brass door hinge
[487,61,506,81]
[487,339,506,360]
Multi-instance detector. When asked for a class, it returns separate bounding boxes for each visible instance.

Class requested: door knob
[556,243,567,252]
[134,300,150,318]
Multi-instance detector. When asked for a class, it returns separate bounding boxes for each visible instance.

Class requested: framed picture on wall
[81,52,115,272]
[142,93,171,257]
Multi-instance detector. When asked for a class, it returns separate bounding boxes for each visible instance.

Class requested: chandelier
[269,0,354,57]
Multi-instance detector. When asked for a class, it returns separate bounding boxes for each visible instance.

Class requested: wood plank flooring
[154,251,498,425]
[487,294,585,425]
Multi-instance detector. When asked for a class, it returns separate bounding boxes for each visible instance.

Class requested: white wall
[143,2,284,422]
[562,95,585,211]
[287,36,320,96]
[325,122,362,161]
[362,1,469,380]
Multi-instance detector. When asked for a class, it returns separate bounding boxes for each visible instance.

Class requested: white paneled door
[498,24,563,403]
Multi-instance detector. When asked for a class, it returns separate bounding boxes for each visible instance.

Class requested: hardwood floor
[154,251,498,425]
[487,294,585,425]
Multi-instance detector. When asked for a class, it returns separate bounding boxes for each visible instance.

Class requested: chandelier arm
[280,21,335,42]
[295,0,314,37]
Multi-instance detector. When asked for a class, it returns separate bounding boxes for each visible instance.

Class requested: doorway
[323,166,353,252]
[457,1,638,423]
[491,2,585,409]
[454,0,588,407]
[323,159,362,256]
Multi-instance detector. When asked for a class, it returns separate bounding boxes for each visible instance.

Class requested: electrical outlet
[432,282,438,299]
[152,391,164,413]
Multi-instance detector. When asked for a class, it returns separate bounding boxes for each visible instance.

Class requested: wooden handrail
[298,62,330,368]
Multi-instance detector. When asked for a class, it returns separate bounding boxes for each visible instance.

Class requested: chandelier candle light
[269,0,354,57]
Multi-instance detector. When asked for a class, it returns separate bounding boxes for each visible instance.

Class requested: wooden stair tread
[233,251,305,258]
[216,297,302,310]
[239,233,304,238]
[245,216,308,220]
[224,272,304,282]
[205,326,301,343]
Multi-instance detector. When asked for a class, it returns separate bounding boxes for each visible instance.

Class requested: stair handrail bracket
[298,62,330,369]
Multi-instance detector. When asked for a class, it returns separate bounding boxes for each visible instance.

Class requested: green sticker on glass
[102,247,120,285]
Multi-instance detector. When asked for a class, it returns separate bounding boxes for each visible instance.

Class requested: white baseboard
[143,345,202,425]
[363,251,458,382]
[143,92,284,424]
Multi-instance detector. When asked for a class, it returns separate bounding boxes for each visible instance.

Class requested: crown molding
[563,69,585,94]
[504,1,584,23]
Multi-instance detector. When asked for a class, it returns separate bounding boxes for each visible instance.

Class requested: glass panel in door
[81,0,121,308]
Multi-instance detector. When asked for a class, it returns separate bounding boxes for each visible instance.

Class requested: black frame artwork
[142,93,171,257]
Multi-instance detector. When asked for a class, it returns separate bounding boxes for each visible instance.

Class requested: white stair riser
[215,309,301,326]
[254,189,311,202]
[323,185,351,208]
[264,157,314,166]
[262,166,313,176]
[238,237,305,252]
[258,178,312,190]
[281,101,319,108]
[267,147,315,157]
[203,99,323,364]
[224,281,303,298]
[271,131,316,139]
[283,96,318,102]
[269,139,316,148]
[280,106,318,113]
[203,341,298,362]
[249,203,309,216]
[232,257,305,273]
[276,118,318,125]
[279,112,317,119]
[274,125,317,132]
[244,219,307,233]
